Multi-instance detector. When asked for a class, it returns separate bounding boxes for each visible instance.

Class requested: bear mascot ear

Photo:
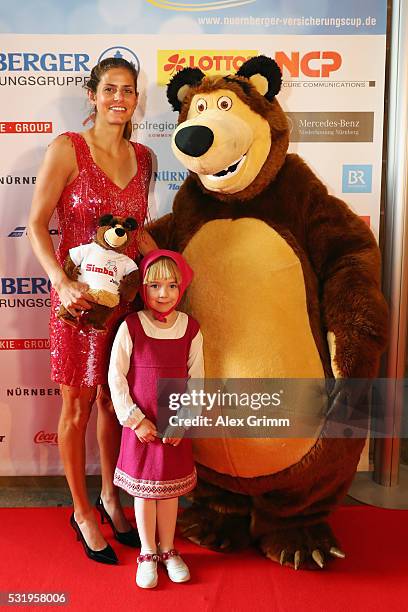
[236,55,282,101]
[167,67,206,112]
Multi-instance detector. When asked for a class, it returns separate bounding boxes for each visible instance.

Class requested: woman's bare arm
[28,135,92,316]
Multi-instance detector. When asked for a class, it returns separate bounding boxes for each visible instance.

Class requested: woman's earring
[82,107,96,127]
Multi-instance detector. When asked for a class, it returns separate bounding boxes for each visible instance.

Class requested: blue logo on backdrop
[97,47,140,73]
[8,226,58,238]
[0,53,90,72]
[342,165,372,193]
[1,277,51,294]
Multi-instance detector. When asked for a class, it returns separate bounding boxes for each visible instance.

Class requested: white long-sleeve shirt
[108,310,204,430]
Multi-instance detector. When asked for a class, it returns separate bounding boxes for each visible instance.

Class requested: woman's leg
[134,498,157,553]
[96,384,132,531]
[59,384,106,550]
[156,497,178,551]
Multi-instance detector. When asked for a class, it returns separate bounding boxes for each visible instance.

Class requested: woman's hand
[54,276,92,319]
[162,437,181,447]
[134,418,157,443]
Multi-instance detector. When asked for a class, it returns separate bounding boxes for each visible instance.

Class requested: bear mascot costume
[147,56,388,570]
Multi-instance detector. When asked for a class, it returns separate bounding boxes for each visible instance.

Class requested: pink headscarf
[139,249,194,322]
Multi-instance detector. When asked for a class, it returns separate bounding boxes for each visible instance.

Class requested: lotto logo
[342,165,372,193]
[157,50,257,85]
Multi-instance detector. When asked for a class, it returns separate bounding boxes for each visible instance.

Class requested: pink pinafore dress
[49,132,151,387]
[114,312,197,499]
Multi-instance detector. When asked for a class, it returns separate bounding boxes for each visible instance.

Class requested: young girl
[108,249,204,588]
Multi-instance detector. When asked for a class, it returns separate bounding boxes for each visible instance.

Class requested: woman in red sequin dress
[28,57,157,564]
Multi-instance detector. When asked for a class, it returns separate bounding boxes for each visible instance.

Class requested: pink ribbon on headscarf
[139,249,194,322]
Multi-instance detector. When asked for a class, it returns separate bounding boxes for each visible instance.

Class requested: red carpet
[0,506,407,612]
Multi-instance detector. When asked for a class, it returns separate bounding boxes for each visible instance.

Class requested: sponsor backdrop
[0,0,387,474]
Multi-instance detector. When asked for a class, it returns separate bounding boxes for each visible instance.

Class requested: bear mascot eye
[217,96,232,111]
[196,98,207,113]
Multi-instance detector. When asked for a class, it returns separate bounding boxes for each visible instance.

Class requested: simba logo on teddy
[85,261,118,278]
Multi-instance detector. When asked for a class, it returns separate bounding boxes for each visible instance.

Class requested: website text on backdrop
[146,55,389,570]
[108,250,203,588]
[28,56,157,564]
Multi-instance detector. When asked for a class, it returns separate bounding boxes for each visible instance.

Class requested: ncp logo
[97,47,140,73]
[157,50,257,84]
[275,51,342,78]
[146,0,255,10]
[342,165,372,193]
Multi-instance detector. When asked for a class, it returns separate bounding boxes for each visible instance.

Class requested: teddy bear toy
[58,214,139,332]
[147,56,388,570]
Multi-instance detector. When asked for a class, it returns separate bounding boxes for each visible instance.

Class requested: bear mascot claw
[147,56,388,570]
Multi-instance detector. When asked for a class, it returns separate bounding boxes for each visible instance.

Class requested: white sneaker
[161,549,190,583]
[136,553,159,589]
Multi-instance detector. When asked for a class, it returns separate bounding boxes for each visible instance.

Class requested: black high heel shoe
[95,496,140,548]
[70,512,118,565]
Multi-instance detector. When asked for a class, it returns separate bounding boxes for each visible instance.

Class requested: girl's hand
[134,418,157,443]
[162,437,181,447]
[55,277,92,318]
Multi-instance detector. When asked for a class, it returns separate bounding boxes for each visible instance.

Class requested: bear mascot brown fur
[147,56,388,569]
[58,214,139,332]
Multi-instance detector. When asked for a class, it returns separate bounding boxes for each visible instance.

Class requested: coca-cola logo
[34,430,58,445]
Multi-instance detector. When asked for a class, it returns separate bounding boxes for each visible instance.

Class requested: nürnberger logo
[6,387,60,397]
[0,339,50,350]
[157,50,258,84]
[0,122,52,134]
[0,53,89,72]
[1,277,51,294]
[97,47,140,73]
[0,51,90,88]
[154,169,189,192]
[0,175,36,186]
[0,276,51,309]
[34,431,58,445]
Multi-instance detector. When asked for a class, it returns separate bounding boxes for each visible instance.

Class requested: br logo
[342,165,372,193]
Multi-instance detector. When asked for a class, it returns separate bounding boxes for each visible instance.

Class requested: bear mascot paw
[147,56,388,569]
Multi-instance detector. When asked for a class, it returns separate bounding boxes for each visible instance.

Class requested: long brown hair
[85,57,138,140]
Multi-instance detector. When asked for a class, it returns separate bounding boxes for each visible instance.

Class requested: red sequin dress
[49,132,151,387]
